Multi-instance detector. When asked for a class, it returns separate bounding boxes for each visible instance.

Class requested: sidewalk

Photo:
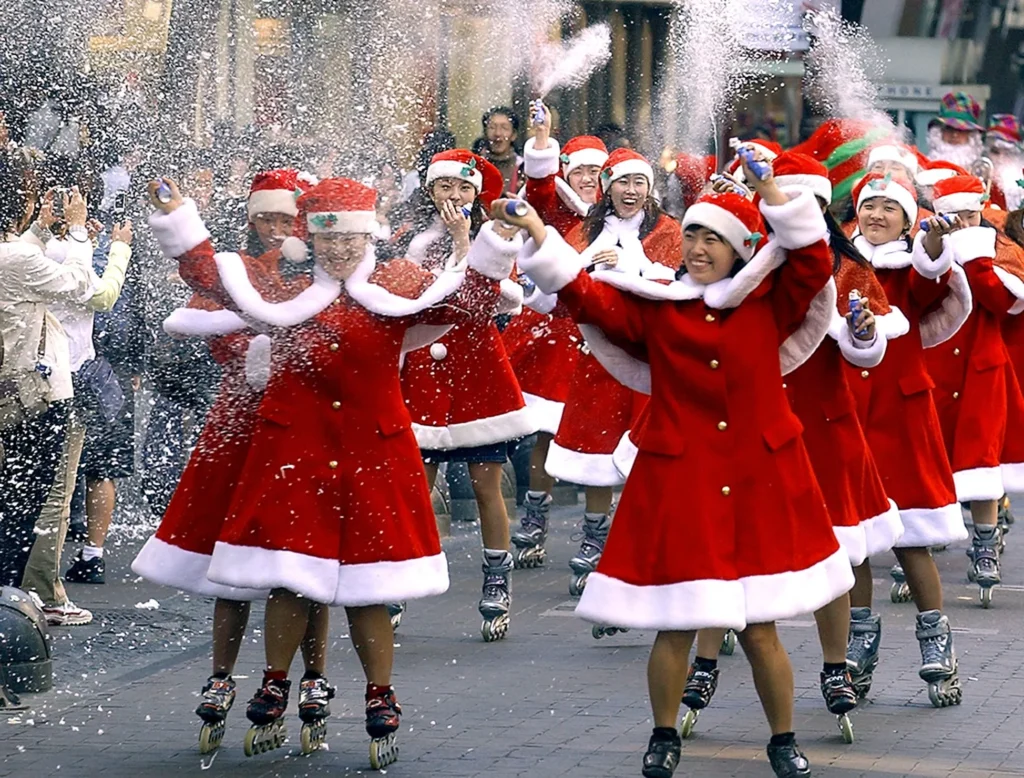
[2,500,1023,777]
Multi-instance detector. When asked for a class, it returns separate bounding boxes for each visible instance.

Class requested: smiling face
[567,165,602,204]
[608,174,649,219]
[955,209,982,227]
[868,160,912,179]
[430,177,477,211]
[857,196,908,245]
[251,211,295,252]
[313,232,370,281]
[683,225,740,284]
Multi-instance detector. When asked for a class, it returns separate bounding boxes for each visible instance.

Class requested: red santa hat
[727,139,783,181]
[771,151,832,205]
[599,148,655,196]
[931,175,989,214]
[425,150,504,208]
[915,159,969,187]
[682,191,767,262]
[278,178,378,262]
[559,135,609,178]
[247,168,318,220]
[866,144,920,177]
[853,172,918,225]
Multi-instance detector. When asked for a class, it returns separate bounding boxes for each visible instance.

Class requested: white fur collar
[554,177,593,218]
[581,211,652,276]
[853,233,911,270]
[589,238,785,310]
[163,307,248,338]
[948,225,997,264]
[406,216,447,265]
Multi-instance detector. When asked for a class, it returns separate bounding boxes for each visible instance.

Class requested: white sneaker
[23,591,45,612]
[42,599,93,626]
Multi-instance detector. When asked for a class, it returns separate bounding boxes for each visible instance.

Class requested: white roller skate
[889,563,912,603]
[297,675,335,754]
[846,607,881,699]
[512,491,550,568]
[243,676,290,756]
[916,610,962,708]
[196,675,235,754]
[479,551,512,642]
[568,512,611,596]
[967,525,1001,608]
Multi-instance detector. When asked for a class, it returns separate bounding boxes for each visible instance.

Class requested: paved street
[2,500,1024,778]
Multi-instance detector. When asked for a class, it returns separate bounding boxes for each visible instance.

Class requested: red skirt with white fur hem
[574,451,855,632]
[785,343,904,565]
[546,351,643,487]
[131,367,269,601]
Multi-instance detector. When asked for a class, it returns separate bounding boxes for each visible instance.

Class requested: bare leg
[468,461,510,550]
[423,462,439,491]
[813,592,851,664]
[346,605,394,686]
[212,598,251,676]
[585,486,614,515]
[894,547,943,612]
[85,478,116,547]
[299,603,329,675]
[738,622,794,735]
[264,589,313,673]
[850,560,874,609]
[648,630,696,727]
[970,498,998,528]
[695,628,728,659]
[529,433,556,493]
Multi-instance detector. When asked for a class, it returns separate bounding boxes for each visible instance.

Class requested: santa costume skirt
[848,369,968,548]
[502,309,582,434]
[546,351,642,487]
[575,452,855,632]
[132,376,269,601]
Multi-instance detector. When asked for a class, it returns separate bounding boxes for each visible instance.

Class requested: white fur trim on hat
[307,210,378,234]
[247,189,298,219]
[564,148,609,176]
[916,168,957,186]
[426,160,483,190]
[603,158,654,189]
[774,174,833,205]
[867,145,919,176]
[932,191,987,214]
[857,179,918,225]
[683,201,759,261]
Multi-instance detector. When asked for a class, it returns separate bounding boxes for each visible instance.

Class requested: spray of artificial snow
[803,8,893,131]
[532,23,612,99]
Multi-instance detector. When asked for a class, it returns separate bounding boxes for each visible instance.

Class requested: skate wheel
[981,586,993,608]
[592,625,605,640]
[481,614,509,642]
[198,720,225,754]
[679,708,699,739]
[243,726,258,757]
[837,714,854,744]
[369,732,399,769]
[300,719,327,755]
[569,573,588,597]
[719,630,736,656]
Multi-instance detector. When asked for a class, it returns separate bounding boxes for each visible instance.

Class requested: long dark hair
[825,210,869,273]
[382,183,487,264]
[580,193,663,247]
[1005,208,1024,249]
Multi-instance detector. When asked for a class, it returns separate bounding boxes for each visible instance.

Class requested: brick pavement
[2,500,1024,777]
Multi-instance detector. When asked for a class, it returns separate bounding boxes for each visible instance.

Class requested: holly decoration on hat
[744,230,764,251]
[867,172,893,191]
[560,153,570,164]
[1016,178,1024,189]
[310,213,339,230]
[460,157,478,178]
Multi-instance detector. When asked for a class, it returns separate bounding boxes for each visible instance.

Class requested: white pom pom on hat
[280,236,309,263]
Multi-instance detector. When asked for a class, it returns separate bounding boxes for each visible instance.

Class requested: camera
[112,191,128,221]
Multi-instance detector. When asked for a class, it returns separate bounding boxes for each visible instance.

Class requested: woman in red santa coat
[846,171,972,708]
[134,169,332,751]
[388,149,534,642]
[501,103,621,594]
[160,177,517,765]
[923,175,1024,607]
[510,146,682,599]
[501,153,851,778]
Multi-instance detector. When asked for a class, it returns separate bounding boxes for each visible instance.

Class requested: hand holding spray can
[918,213,955,232]
[728,138,772,182]
[531,99,546,127]
[504,200,529,218]
[154,178,173,204]
[848,290,869,338]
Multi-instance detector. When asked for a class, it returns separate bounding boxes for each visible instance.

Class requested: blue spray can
[504,200,529,218]
[848,290,869,337]
[155,178,173,204]
[728,138,772,182]
[918,213,955,232]
[532,99,546,127]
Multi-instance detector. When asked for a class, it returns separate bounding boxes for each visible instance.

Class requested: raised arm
[87,225,133,312]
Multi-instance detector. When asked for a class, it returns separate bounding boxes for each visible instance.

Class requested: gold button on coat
[860,370,869,379]
[710,359,720,369]
[953,348,961,356]
[721,486,731,496]
[717,421,728,431]
[705,313,715,322]
[329,343,340,352]
[953,392,960,399]
[328,460,338,469]
[332,401,341,410]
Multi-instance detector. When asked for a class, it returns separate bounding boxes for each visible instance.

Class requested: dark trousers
[0,401,70,586]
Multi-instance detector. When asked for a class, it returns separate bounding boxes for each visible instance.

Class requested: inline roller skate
[568,512,611,596]
[366,685,402,769]
[243,675,290,756]
[512,491,550,568]
[916,610,962,708]
[196,675,235,754]
[766,739,811,777]
[846,607,881,698]
[386,602,406,631]
[719,629,737,655]
[820,666,857,743]
[591,624,630,639]
[678,661,719,739]
[480,551,512,642]
[889,563,912,603]
[297,675,335,754]
[967,524,1001,607]
[642,728,681,778]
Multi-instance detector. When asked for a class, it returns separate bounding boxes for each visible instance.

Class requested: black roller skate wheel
[720,630,736,656]
[569,573,588,597]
